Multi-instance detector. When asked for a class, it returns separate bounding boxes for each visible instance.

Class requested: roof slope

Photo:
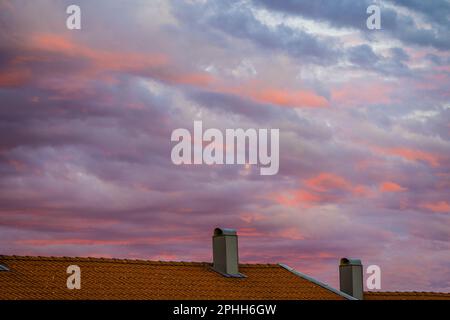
[364,291,450,300]
[0,255,345,300]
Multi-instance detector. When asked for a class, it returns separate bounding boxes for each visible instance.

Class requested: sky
[0,0,449,292]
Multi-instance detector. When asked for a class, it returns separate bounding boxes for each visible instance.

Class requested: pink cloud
[305,172,352,192]
[380,181,407,192]
[249,87,329,108]
[29,33,168,73]
[270,173,371,208]
[0,68,31,87]
[331,82,393,106]
[9,33,331,110]
[378,147,441,167]
[421,201,450,213]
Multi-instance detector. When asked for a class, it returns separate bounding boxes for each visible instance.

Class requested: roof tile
[0,255,345,300]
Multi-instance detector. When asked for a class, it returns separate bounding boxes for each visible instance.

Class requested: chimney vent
[339,258,363,300]
[212,227,245,277]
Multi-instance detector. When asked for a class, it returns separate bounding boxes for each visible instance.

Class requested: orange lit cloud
[270,173,371,208]
[277,227,305,240]
[376,147,441,167]
[380,181,406,192]
[0,68,31,87]
[223,78,329,108]
[421,201,450,213]
[15,235,196,247]
[23,33,218,89]
[30,33,168,73]
[166,72,215,86]
[15,33,330,109]
[16,238,135,246]
[249,88,329,108]
[272,189,322,207]
[304,172,353,192]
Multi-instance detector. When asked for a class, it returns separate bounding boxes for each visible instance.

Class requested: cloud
[376,147,442,168]
[253,0,450,50]
[421,201,450,213]
[390,0,450,26]
[348,44,380,66]
[380,181,406,192]
[171,0,341,65]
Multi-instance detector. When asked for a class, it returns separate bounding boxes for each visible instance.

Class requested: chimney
[212,227,245,277]
[339,258,363,300]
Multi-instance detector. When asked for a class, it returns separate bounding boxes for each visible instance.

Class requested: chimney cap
[214,227,237,236]
[340,257,362,266]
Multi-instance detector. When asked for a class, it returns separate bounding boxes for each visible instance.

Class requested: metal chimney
[212,228,245,277]
[339,258,363,300]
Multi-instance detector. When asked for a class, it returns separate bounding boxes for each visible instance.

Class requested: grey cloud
[390,47,409,62]
[253,0,450,50]
[389,0,450,26]
[426,53,450,66]
[346,44,412,77]
[171,0,341,65]
[348,44,380,66]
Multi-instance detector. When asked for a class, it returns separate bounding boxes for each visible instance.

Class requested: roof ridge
[240,263,279,267]
[0,255,279,267]
[0,254,209,266]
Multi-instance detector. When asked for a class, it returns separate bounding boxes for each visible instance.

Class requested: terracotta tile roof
[364,291,450,300]
[0,255,346,300]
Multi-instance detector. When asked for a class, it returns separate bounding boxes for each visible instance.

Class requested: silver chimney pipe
[212,228,245,277]
[339,257,364,300]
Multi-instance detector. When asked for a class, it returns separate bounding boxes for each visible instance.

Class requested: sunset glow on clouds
[0,0,449,292]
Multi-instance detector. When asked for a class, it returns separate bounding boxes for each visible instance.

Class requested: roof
[364,291,450,300]
[0,255,347,300]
